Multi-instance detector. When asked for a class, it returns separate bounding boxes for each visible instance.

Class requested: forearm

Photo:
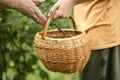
[0,0,9,7]
[0,0,14,9]
[74,0,92,5]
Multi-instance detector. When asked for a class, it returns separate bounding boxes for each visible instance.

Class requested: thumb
[48,3,59,17]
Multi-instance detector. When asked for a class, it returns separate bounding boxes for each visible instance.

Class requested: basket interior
[43,30,82,39]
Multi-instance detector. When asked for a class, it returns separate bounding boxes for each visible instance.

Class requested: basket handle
[42,16,79,40]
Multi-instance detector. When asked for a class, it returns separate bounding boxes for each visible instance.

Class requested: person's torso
[74,0,120,50]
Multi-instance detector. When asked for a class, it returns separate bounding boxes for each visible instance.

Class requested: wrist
[70,0,80,6]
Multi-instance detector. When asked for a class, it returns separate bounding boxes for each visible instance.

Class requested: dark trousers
[81,45,120,80]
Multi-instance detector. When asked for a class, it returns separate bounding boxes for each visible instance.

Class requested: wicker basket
[34,16,91,74]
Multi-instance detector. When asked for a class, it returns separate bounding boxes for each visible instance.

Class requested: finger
[33,0,45,3]
[54,10,64,19]
[14,0,46,26]
[20,4,46,26]
[32,5,47,26]
[48,3,59,16]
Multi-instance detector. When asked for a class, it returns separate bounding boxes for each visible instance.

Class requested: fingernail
[48,13,50,16]
[48,12,52,17]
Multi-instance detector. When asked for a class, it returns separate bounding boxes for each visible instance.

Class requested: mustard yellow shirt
[74,0,120,50]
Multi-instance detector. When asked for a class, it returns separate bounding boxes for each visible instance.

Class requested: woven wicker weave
[34,16,91,73]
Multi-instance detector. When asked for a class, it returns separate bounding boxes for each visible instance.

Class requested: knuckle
[57,11,64,18]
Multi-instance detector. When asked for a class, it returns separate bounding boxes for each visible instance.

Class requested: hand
[48,0,80,19]
[33,0,45,3]
[0,0,46,26]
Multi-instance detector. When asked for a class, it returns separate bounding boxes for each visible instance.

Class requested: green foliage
[0,1,79,80]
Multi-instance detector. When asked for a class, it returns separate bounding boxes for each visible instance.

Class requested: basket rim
[36,29,86,41]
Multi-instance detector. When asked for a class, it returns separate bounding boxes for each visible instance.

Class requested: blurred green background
[0,0,80,80]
